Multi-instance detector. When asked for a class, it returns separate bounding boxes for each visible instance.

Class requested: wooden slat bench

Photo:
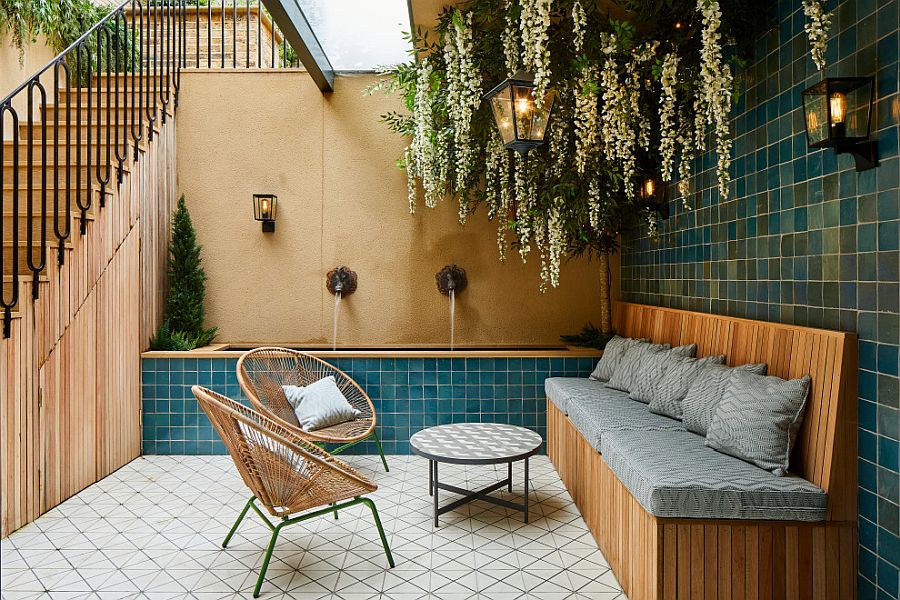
[547,301,858,600]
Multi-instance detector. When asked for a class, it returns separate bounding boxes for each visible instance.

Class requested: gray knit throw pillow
[638,353,725,411]
[589,335,649,382]
[707,371,812,476]
[682,362,768,435]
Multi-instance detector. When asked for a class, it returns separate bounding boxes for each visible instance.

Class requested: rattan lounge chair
[191,386,394,598]
[236,347,389,471]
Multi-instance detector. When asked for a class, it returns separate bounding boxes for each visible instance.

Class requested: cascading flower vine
[658,52,679,182]
[802,0,831,71]
[444,11,482,193]
[697,0,733,199]
[513,154,533,261]
[520,0,553,107]
[372,0,768,291]
[599,36,657,198]
[502,0,519,76]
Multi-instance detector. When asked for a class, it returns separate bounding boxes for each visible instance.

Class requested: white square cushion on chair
[283,376,361,432]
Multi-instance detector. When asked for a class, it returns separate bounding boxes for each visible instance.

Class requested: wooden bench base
[547,402,858,600]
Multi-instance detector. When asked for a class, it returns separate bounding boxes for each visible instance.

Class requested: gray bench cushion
[600,430,827,521]
[561,383,685,452]
[545,377,605,414]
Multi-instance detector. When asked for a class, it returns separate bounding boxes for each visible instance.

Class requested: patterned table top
[409,423,543,465]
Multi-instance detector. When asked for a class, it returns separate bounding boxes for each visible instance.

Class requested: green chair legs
[329,430,390,472]
[222,496,395,598]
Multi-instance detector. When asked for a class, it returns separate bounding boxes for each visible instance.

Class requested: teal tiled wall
[141,356,596,455]
[620,0,898,596]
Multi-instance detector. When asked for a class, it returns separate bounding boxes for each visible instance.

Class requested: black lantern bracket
[253,193,278,233]
[801,77,879,172]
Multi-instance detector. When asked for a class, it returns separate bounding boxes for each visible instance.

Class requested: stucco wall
[175,70,610,346]
[1,33,55,124]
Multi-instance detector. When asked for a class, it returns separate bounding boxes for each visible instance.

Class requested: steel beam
[261,0,334,92]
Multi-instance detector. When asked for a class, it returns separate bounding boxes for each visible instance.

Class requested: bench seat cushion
[546,378,685,452]
[600,430,827,521]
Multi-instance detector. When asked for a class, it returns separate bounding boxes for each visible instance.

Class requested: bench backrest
[613,301,858,522]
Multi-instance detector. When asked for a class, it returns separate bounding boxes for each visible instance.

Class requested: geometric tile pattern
[0,454,625,599]
[409,423,543,463]
[141,356,597,455]
[619,0,898,594]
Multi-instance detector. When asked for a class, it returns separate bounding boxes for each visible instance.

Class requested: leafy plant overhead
[1,0,138,80]
[369,0,777,294]
[150,195,217,351]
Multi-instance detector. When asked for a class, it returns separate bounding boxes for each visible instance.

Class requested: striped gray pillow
[589,335,649,382]
[706,371,812,476]
[605,342,686,394]
[681,362,768,435]
[628,345,701,404]
[643,354,726,413]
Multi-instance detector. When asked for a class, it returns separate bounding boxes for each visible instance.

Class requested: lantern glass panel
[803,93,829,146]
[253,195,277,221]
[841,84,871,139]
[511,85,555,142]
[490,87,516,145]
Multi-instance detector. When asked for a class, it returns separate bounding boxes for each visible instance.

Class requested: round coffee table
[409,423,543,526]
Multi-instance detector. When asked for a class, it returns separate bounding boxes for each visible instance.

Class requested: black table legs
[429,457,531,527]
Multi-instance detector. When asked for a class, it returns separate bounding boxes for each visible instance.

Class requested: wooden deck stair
[1,64,176,536]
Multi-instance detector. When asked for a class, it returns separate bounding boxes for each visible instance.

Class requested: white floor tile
[2,455,625,599]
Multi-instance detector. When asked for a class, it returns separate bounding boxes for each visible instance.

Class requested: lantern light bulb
[829,92,846,124]
[643,178,656,198]
[516,98,532,114]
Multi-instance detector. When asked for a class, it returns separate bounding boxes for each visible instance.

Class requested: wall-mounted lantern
[638,175,669,219]
[253,193,277,232]
[484,70,555,158]
[802,77,878,171]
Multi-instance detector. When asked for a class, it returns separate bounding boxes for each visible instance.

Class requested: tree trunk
[598,251,612,335]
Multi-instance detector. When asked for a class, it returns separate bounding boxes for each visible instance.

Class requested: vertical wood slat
[613,301,857,521]
[549,403,859,600]
[0,110,174,538]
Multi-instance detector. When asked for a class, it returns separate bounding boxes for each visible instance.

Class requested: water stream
[449,289,456,351]
[332,291,342,351]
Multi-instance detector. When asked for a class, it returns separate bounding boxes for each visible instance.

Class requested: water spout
[332,292,342,351]
[449,289,456,351]
[436,265,467,351]
[326,267,357,350]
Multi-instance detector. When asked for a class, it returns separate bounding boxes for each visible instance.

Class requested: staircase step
[3,239,73,276]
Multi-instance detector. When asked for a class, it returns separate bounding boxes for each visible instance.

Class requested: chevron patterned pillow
[605,342,691,394]
[627,344,701,403]
[706,372,813,476]
[644,354,726,415]
[681,362,768,435]
[589,335,649,382]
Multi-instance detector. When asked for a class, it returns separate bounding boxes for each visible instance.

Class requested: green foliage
[151,195,217,351]
[1,0,139,80]
[369,0,771,259]
[561,323,616,350]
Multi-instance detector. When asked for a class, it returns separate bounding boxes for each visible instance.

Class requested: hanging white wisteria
[373,0,764,291]
[520,0,553,107]
[698,0,733,200]
[588,178,601,229]
[513,154,533,261]
[658,52,679,182]
[503,0,520,76]
[546,200,564,288]
[802,0,831,71]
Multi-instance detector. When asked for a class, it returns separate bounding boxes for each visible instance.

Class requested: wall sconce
[484,70,555,158]
[638,175,669,219]
[802,77,878,171]
[253,193,277,232]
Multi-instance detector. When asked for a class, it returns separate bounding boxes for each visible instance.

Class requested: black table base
[428,457,530,526]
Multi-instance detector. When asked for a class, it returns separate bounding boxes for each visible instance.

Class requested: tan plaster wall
[1,34,56,125]
[176,70,607,346]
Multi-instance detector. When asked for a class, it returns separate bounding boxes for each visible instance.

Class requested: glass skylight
[297,0,413,71]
